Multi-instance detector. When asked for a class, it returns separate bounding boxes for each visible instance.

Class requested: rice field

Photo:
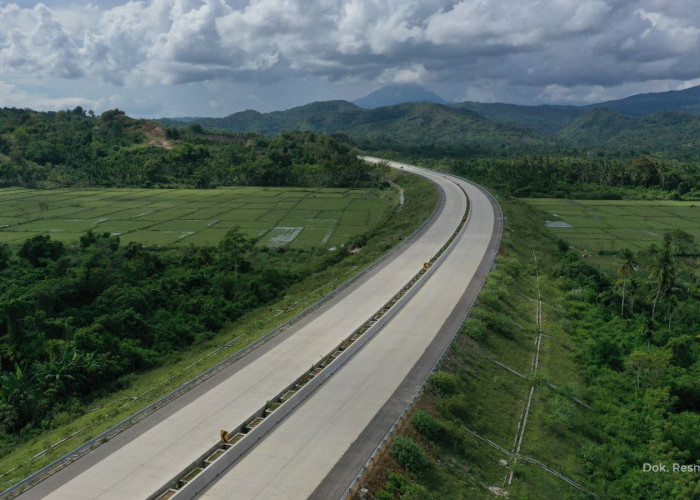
[0,186,397,249]
[525,198,700,271]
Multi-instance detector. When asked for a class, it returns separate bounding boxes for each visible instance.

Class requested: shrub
[462,318,488,341]
[391,436,431,476]
[429,371,459,395]
[412,410,440,440]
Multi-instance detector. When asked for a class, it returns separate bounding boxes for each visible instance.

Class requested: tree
[617,248,638,317]
[648,241,675,323]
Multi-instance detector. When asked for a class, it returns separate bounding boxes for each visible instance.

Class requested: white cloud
[379,63,429,84]
[0,0,699,114]
[0,80,100,110]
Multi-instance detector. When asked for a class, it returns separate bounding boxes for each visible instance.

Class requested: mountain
[586,85,700,117]
[354,84,448,109]
[451,102,586,134]
[558,108,700,156]
[161,100,550,153]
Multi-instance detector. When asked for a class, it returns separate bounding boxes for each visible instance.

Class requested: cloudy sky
[2,0,700,118]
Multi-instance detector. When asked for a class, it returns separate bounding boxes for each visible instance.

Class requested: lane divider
[149,182,470,500]
[0,167,447,500]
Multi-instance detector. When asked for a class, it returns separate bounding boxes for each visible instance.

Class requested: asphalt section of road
[17,167,464,499]
[198,165,501,499]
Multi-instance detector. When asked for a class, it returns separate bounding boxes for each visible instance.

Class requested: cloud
[0,0,699,112]
[0,80,100,110]
[0,3,83,78]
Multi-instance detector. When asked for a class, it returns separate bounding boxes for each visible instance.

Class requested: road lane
[200,166,499,499]
[21,167,466,500]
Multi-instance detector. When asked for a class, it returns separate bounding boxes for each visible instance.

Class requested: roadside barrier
[150,180,470,500]
[0,167,446,500]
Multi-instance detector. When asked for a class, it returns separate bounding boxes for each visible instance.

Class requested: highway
[16,161,488,499]
[199,161,500,499]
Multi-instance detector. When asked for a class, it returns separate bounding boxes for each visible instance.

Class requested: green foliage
[462,318,488,342]
[412,410,440,441]
[390,436,431,477]
[428,371,459,395]
[0,108,375,189]
[0,229,303,435]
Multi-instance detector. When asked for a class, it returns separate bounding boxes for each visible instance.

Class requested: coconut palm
[648,245,675,322]
[617,248,638,317]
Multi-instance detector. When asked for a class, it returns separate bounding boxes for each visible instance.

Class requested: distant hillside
[452,102,585,134]
[164,101,551,154]
[354,84,448,109]
[558,108,700,156]
[587,85,700,117]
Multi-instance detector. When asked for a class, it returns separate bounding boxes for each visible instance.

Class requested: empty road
[18,162,483,499]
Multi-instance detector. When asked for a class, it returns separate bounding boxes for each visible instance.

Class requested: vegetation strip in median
[149,181,469,500]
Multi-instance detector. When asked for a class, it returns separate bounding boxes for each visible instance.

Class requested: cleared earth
[0,186,396,248]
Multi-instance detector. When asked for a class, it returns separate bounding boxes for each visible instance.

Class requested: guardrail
[149,181,470,499]
[342,168,504,499]
[0,167,446,500]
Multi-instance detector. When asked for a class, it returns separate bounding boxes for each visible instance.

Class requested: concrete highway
[199,162,500,499]
[19,162,474,499]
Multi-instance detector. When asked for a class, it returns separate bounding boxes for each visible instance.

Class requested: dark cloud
[0,0,699,115]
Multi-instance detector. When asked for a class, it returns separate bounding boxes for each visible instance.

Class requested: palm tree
[617,248,638,317]
[648,245,675,323]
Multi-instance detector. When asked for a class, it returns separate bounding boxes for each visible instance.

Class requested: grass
[0,186,397,248]
[360,196,597,499]
[0,167,438,491]
[524,198,700,272]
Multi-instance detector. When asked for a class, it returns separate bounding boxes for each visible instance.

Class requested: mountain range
[158,84,700,157]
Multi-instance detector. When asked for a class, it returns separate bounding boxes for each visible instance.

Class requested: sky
[1,0,700,118]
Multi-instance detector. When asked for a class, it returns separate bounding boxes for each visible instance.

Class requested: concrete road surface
[199,165,500,499]
[20,164,467,499]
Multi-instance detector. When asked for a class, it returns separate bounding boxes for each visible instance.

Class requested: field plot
[525,198,700,270]
[0,187,397,248]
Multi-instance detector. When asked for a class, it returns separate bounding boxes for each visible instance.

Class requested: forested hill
[0,107,374,189]
[160,97,700,158]
[558,108,700,158]
[160,101,553,155]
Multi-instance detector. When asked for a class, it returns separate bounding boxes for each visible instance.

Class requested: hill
[354,83,448,109]
[587,84,700,116]
[558,108,700,156]
[165,101,551,154]
[452,102,586,134]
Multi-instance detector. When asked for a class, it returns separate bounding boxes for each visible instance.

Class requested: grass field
[524,198,700,271]
[0,186,397,248]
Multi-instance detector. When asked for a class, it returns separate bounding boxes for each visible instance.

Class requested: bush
[391,436,431,476]
[462,318,488,341]
[412,410,440,440]
[429,371,459,395]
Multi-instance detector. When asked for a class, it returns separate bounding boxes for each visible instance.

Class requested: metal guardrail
[150,178,470,499]
[342,167,505,499]
[0,164,446,500]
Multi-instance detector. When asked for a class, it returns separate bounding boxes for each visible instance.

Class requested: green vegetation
[0,107,374,189]
[0,228,298,435]
[366,194,700,499]
[412,155,700,199]
[524,198,700,272]
[0,165,437,489]
[162,96,700,158]
[0,186,395,248]
[161,101,553,155]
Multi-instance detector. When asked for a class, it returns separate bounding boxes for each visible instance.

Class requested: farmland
[524,198,700,270]
[0,186,397,248]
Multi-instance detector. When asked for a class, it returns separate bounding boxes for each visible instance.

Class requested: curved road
[199,161,501,499]
[18,162,487,499]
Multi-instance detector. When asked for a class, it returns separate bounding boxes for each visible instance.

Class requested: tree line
[0,107,376,189]
[411,155,700,199]
[0,229,299,439]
